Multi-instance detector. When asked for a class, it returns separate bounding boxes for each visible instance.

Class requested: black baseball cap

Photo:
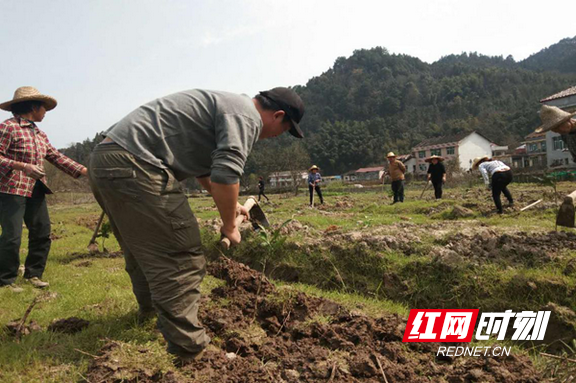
[259,87,305,138]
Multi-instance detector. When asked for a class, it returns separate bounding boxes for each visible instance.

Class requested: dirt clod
[5,320,42,337]
[187,258,543,382]
[48,317,90,334]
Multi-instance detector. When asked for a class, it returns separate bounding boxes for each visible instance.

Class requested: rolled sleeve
[211,113,259,185]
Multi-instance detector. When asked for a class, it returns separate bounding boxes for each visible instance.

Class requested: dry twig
[328,362,338,382]
[373,354,389,383]
[15,295,41,340]
[541,352,576,364]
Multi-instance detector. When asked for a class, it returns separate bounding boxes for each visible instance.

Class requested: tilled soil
[47,317,90,334]
[440,230,576,266]
[184,259,539,382]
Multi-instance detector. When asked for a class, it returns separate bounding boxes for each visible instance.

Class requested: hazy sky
[1,0,574,147]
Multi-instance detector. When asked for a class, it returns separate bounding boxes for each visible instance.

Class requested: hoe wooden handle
[220,198,257,250]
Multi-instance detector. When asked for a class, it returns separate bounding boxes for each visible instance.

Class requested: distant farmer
[257,176,269,202]
[0,87,88,293]
[472,156,513,214]
[308,165,324,206]
[535,105,576,159]
[385,152,406,204]
[426,155,446,199]
[88,87,304,364]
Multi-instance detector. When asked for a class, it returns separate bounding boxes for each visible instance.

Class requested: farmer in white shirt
[472,156,514,214]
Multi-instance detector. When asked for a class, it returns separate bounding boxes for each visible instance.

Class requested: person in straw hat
[425,155,446,199]
[535,104,576,160]
[0,87,88,293]
[88,87,304,364]
[384,152,406,204]
[308,165,324,206]
[472,156,513,214]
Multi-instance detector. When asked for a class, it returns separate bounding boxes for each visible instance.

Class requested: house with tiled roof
[411,131,493,175]
[540,85,576,169]
[354,166,384,181]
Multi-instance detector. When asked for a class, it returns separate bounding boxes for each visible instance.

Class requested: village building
[491,144,510,165]
[518,131,547,169]
[397,154,416,174]
[343,171,357,183]
[411,131,493,175]
[353,166,384,181]
[267,171,307,188]
[540,86,576,169]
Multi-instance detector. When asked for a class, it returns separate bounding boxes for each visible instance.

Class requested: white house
[540,86,576,169]
[411,131,493,175]
[268,171,307,188]
[397,154,416,174]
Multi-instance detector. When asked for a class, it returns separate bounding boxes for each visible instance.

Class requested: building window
[446,146,455,155]
[553,136,565,151]
[418,150,426,158]
[430,149,441,156]
[528,143,538,152]
[419,164,427,171]
[566,158,570,165]
[541,142,546,151]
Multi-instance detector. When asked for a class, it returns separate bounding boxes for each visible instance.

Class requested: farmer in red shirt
[0,87,87,292]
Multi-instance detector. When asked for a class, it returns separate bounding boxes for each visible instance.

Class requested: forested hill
[288,37,576,175]
[62,37,576,177]
[520,37,576,73]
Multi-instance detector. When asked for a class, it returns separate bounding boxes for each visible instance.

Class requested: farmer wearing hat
[307,165,324,206]
[535,105,576,160]
[88,87,304,363]
[472,156,513,214]
[385,152,406,204]
[0,87,88,293]
[426,155,446,199]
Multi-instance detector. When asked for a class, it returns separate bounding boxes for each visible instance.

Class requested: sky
[1,0,575,148]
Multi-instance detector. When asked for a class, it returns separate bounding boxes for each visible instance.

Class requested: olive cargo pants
[88,143,209,357]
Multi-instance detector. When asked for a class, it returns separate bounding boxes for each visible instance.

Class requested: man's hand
[442,176,447,184]
[22,164,45,179]
[80,167,88,177]
[221,226,241,246]
[237,202,250,221]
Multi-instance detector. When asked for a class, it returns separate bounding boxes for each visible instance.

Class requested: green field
[1,182,575,381]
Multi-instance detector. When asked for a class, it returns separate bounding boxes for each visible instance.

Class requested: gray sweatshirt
[106,89,262,184]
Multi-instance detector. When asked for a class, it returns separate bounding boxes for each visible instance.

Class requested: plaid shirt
[0,117,84,197]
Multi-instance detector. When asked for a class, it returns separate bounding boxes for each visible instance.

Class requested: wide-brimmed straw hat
[309,165,319,171]
[386,152,396,158]
[425,155,444,163]
[472,156,490,170]
[535,105,576,133]
[0,86,57,112]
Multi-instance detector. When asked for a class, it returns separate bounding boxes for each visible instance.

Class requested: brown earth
[47,317,90,334]
[82,258,542,382]
[439,230,576,266]
[195,259,542,382]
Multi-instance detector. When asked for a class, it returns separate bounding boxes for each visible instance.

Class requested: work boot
[173,349,206,367]
[26,277,49,289]
[173,344,218,367]
[2,284,24,293]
